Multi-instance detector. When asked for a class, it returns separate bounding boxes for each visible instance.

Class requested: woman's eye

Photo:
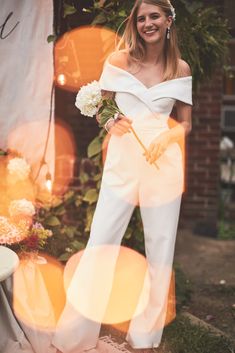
[137,17,145,22]
[151,15,159,19]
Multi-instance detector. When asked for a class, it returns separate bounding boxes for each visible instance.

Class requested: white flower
[75,80,102,117]
[0,216,26,244]
[9,199,36,217]
[220,136,234,150]
[7,157,31,181]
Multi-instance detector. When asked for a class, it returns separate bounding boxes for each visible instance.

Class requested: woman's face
[136,2,172,45]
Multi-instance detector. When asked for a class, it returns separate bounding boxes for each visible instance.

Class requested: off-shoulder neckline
[106,60,192,91]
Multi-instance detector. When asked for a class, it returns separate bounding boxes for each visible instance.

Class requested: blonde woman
[52,0,192,352]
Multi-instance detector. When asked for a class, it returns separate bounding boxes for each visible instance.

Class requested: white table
[0,246,19,282]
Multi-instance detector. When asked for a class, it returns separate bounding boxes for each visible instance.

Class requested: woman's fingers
[110,115,132,135]
[145,143,164,163]
[118,114,132,124]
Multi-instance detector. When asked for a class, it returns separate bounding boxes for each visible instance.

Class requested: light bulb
[57,73,66,86]
[45,172,52,192]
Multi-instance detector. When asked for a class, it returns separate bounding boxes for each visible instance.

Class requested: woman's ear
[166,16,173,27]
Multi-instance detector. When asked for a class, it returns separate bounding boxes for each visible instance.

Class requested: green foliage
[176,1,231,88]
[61,0,230,88]
[218,220,235,240]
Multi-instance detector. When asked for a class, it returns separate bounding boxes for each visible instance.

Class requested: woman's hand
[144,131,172,164]
[109,114,133,136]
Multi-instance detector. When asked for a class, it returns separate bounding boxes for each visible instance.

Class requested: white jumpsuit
[52,58,192,352]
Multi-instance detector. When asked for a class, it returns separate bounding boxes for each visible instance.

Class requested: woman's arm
[168,60,192,143]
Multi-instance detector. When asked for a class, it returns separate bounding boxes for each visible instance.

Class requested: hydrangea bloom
[7,157,31,181]
[75,80,102,117]
[0,216,28,244]
[9,199,36,217]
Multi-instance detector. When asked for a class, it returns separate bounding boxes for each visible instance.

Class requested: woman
[52,0,192,352]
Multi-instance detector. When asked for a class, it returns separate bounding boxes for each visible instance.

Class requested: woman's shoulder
[177,59,192,78]
[107,49,129,70]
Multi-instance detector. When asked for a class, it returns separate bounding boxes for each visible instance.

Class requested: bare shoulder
[108,49,129,70]
[178,59,192,77]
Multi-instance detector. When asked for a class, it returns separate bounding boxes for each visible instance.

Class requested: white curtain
[0,0,55,185]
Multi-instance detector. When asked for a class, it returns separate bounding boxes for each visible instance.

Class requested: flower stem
[130,126,160,170]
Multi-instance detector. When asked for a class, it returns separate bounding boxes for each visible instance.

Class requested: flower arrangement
[0,150,53,253]
[0,217,52,252]
[75,80,159,169]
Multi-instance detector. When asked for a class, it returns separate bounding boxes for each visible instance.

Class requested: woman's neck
[143,42,165,66]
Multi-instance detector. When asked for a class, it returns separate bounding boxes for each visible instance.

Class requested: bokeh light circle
[13,253,65,330]
[55,26,119,91]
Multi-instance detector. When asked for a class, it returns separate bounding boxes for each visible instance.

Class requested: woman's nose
[145,17,153,27]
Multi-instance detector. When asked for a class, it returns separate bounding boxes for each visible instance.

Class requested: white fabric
[99,58,192,207]
[0,246,19,282]
[0,0,54,184]
[52,55,192,351]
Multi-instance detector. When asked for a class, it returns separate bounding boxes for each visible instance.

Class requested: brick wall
[180,70,223,234]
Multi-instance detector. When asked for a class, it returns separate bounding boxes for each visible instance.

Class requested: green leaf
[88,137,102,157]
[58,252,71,262]
[47,34,57,43]
[124,227,132,240]
[79,172,89,184]
[85,208,95,232]
[44,216,61,226]
[63,226,77,239]
[83,189,98,204]
[118,10,126,17]
[75,195,83,207]
[53,205,66,216]
[63,3,77,18]
[92,12,107,25]
[71,240,85,251]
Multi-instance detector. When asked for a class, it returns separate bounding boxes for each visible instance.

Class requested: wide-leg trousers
[52,179,182,352]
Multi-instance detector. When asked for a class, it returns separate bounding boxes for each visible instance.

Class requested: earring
[167,27,170,39]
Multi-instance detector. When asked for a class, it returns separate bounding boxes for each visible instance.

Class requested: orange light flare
[7,120,54,192]
[54,26,119,92]
[62,245,175,333]
[13,253,66,331]
[62,245,176,334]
[63,246,148,326]
[53,119,76,196]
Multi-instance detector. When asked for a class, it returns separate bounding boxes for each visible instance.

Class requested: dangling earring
[167,27,170,40]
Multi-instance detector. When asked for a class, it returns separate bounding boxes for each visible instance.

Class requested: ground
[174,228,235,338]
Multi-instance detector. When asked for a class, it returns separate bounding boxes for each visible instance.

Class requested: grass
[163,313,235,353]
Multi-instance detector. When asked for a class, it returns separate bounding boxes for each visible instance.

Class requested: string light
[45,171,52,192]
[57,73,66,86]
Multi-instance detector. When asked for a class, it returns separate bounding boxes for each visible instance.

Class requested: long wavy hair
[117,0,181,81]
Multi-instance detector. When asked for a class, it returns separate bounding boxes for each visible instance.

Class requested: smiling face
[136,2,172,45]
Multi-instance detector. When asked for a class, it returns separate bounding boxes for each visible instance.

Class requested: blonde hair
[117,0,181,81]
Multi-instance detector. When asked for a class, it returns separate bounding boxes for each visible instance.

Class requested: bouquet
[75,81,159,169]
